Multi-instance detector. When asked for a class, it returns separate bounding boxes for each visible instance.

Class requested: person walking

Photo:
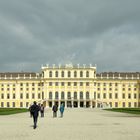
[29,104,33,117]
[59,103,65,118]
[52,104,58,118]
[40,104,45,117]
[30,101,40,129]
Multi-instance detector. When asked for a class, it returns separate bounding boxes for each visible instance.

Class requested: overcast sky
[0,0,140,73]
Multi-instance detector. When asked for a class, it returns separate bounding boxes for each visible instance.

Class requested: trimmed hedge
[0,108,29,115]
[104,108,140,114]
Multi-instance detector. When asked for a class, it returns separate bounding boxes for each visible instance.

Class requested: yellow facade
[0,64,140,108]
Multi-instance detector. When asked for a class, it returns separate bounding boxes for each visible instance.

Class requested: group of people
[29,101,65,129]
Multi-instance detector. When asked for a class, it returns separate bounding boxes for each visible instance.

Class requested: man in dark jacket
[30,101,40,129]
[52,104,58,118]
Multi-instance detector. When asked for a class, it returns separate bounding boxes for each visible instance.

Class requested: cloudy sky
[0,0,140,72]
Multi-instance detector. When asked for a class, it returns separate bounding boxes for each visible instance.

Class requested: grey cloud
[0,0,140,72]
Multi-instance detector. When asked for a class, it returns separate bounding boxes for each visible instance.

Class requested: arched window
[61,92,65,99]
[80,92,83,99]
[68,71,71,77]
[49,92,52,99]
[86,92,89,99]
[55,92,59,99]
[42,72,44,77]
[61,71,64,77]
[55,71,58,77]
[74,71,77,77]
[68,92,71,99]
[74,92,77,99]
[86,71,89,77]
[49,71,52,77]
[80,71,83,77]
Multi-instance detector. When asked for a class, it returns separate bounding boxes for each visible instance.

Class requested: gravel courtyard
[0,108,140,140]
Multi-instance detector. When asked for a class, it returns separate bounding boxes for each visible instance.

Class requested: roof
[96,72,140,78]
[0,72,40,78]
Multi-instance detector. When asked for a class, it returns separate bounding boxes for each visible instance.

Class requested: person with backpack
[30,101,40,129]
[40,104,45,117]
[52,104,58,118]
[59,103,65,118]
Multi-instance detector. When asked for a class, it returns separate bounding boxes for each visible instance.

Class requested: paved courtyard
[0,108,140,140]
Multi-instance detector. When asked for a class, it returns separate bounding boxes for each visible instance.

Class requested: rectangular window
[122,102,125,107]
[103,93,106,99]
[128,102,131,107]
[49,82,52,86]
[115,102,118,107]
[80,82,83,86]
[115,93,118,99]
[68,82,71,86]
[109,93,112,99]
[74,82,77,86]
[55,82,59,86]
[134,94,137,99]
[7,102,10,107]
[13,94,16,99]
[32,93,35,99]
[109,102,112,107]
[109,88,112,91]
[97,93,100,99]
[1,94,4,99]
[12,102,15,107]
[20,93,23,99]
[26,102,29,108]
[86,82,89,86]
[61,82,64,86]
[38,93,41,99]
[1,102,4,107]
[122,93,125,99]
[26,93,29,99]
[134,102,137,107]
[20,102,23,107]
[7,94,10,99]
[128,94,131,99]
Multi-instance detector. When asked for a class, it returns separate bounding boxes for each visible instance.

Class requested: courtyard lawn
[0,108,29,115]
[104,108,140,115]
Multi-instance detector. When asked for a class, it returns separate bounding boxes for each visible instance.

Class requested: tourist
[29,104,33,117]
[52,104,58,118]
[40,104,45,117]
[30,101,40,129]
[59,103,65,118]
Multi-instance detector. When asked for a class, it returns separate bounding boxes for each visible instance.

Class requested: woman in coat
[59,103,65,117]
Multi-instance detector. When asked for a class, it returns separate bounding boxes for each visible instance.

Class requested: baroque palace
[0,64,140,108]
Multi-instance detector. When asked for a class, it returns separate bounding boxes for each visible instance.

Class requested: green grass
[104,108,140,115]
[0,108,29,115]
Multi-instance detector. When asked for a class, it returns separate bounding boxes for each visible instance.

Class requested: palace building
[0,64,140,108]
